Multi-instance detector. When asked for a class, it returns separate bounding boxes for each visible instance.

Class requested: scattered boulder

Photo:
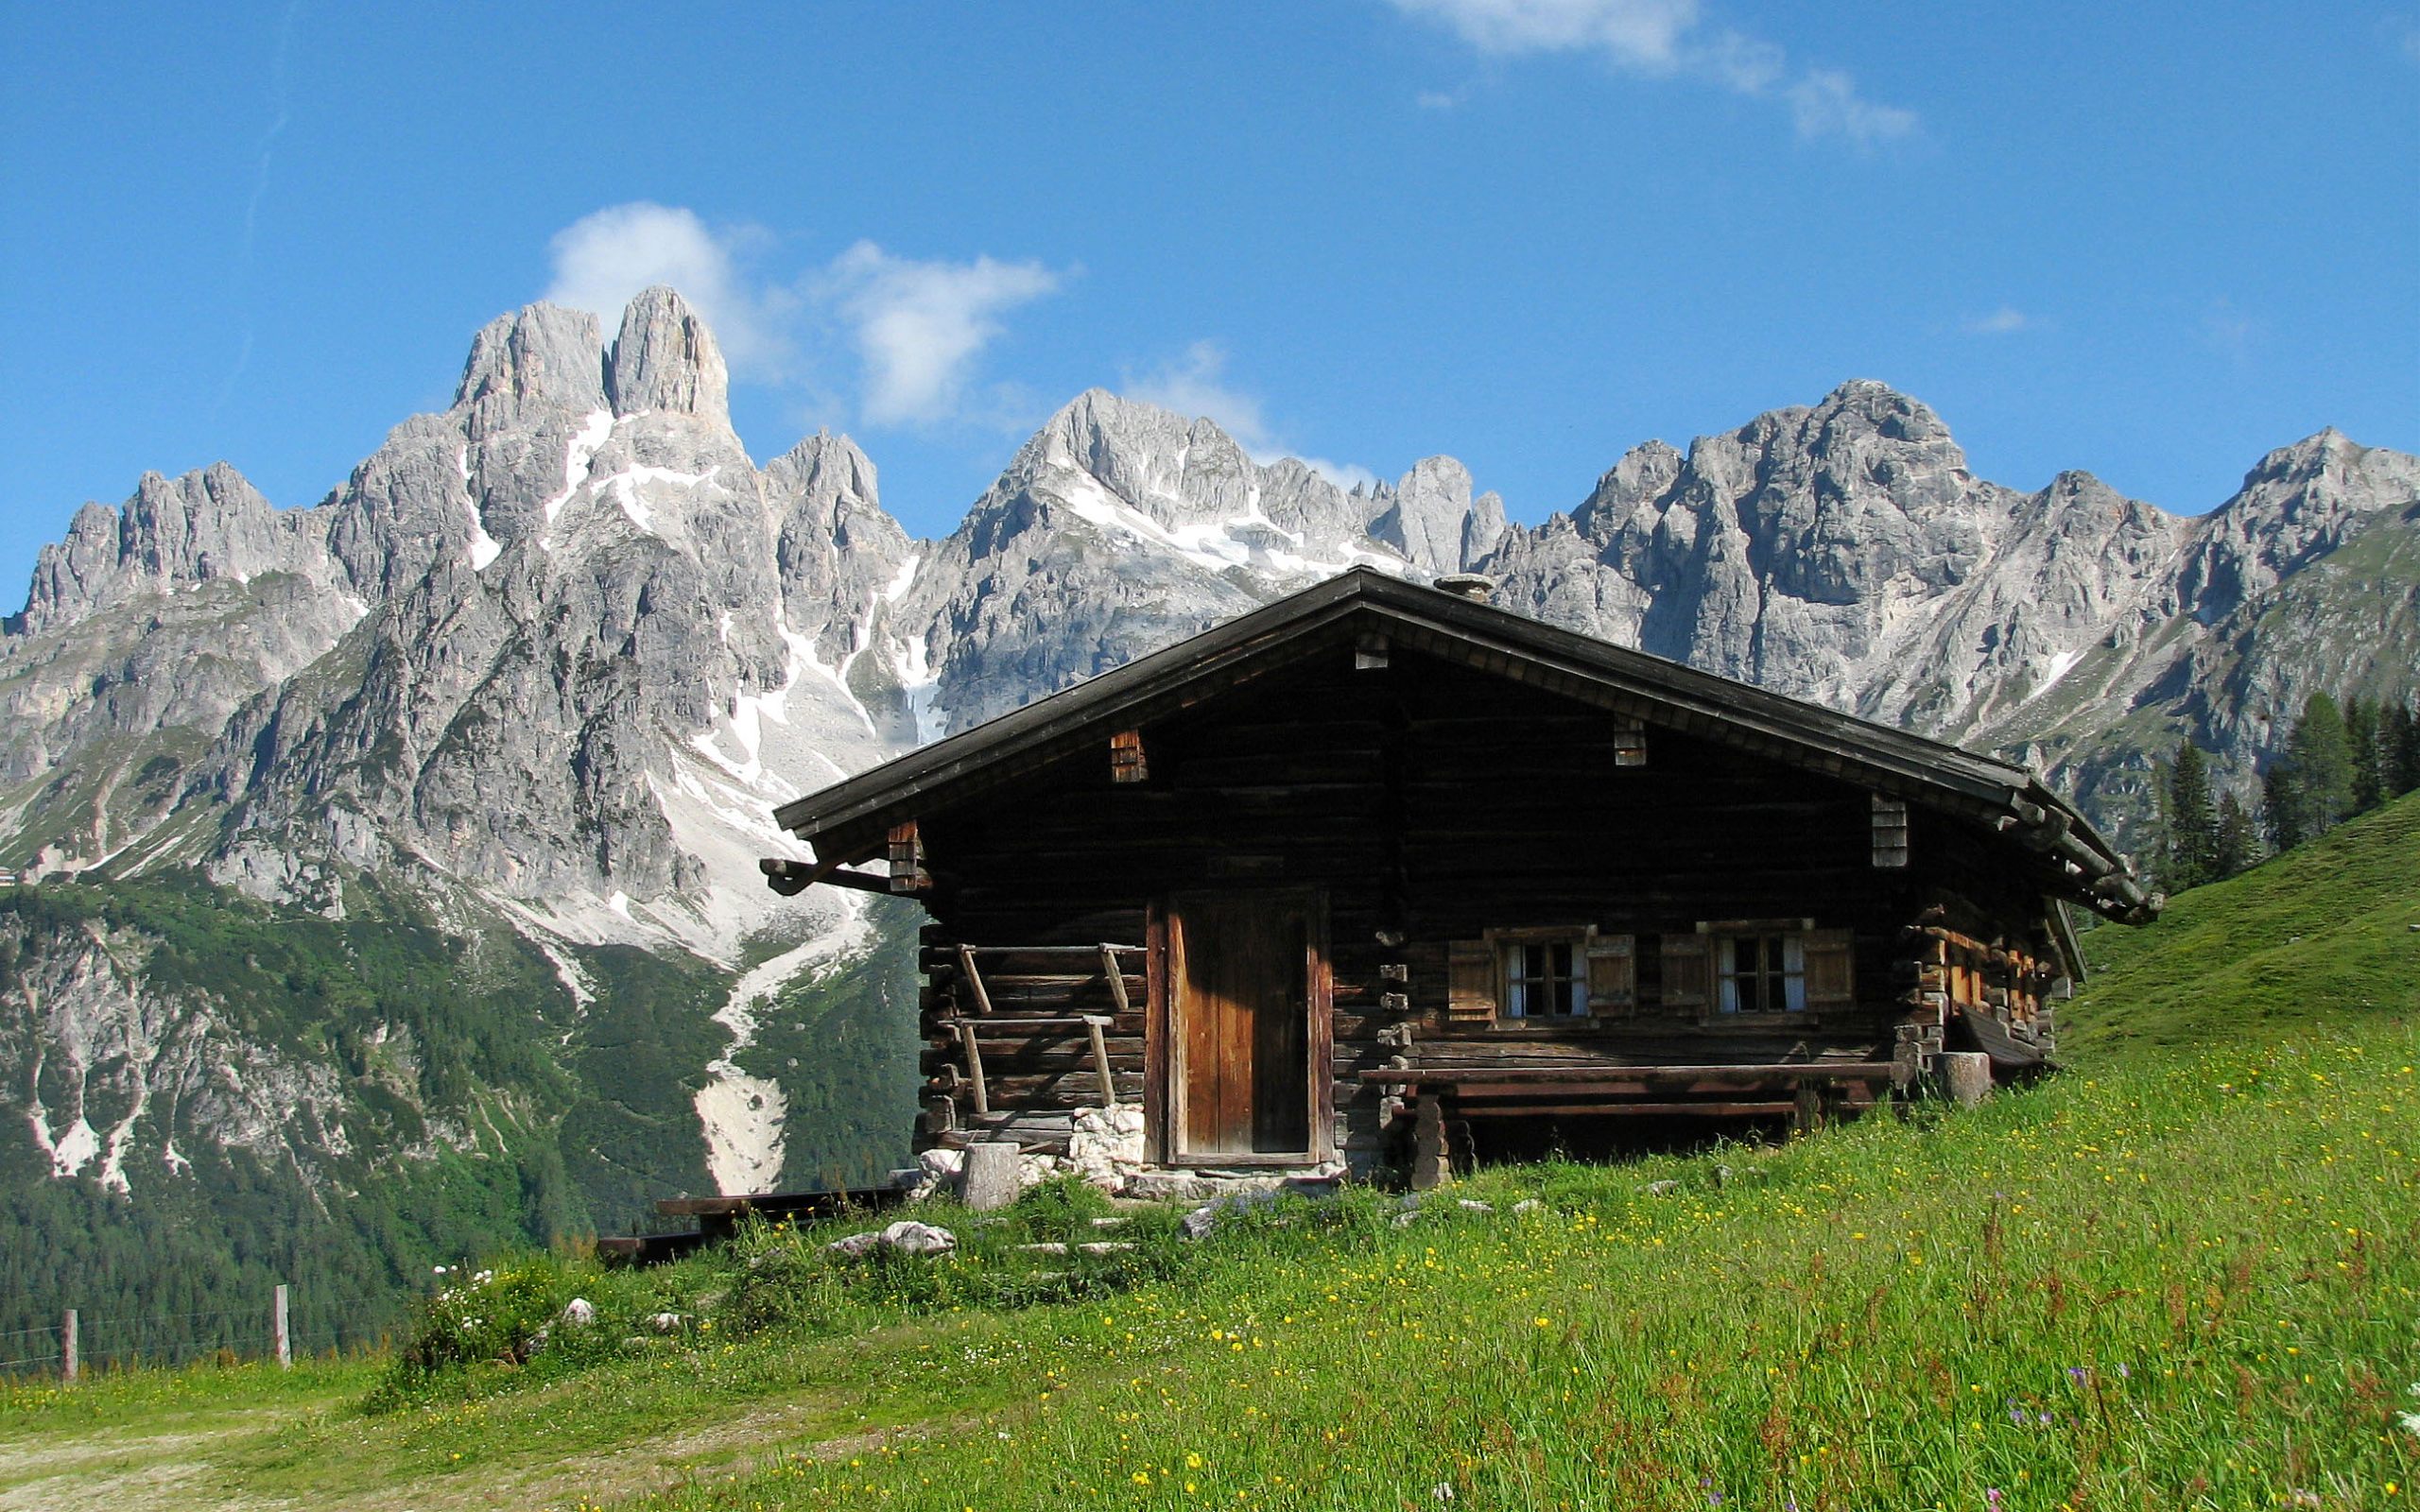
[903,1147,968,1204]
[826,1220,959,1258]
[1512,1198,1545,1216]
[1642,1179,1681,1196]
[1016,1242,1070,1257]
[1182,1189,1283,1241]
[880,1220,958,1256]
[647,1312,685,1333]
[1076,1241,1134,1256]
[560,1297,596,1326]
[1456,1198,1495,1213]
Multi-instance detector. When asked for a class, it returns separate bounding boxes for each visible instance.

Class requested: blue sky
[4,2,2415,604]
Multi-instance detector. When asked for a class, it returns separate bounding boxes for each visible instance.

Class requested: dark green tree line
[2258,691,2417,858]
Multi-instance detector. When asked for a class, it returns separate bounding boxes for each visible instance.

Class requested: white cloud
[1127,341,1379,492]
[1784,68,1918,146]
[1386,0,1916,143]
[1962,306,2030,335]
[819,242,1064,427]
[541,207,1066,428]
[1392,0,1698,70]
[544,202,790,375]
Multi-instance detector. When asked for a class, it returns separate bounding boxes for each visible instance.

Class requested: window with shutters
[1662,922,1855,1021]
[1503,937,1584,1019]
[1720,933,1805,1012]
[1444,928,1636,1023]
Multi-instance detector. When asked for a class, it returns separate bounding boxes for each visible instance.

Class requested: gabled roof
[771,567,2152,921]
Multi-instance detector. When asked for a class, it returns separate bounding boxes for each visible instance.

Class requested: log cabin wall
[895,644,2057,1170]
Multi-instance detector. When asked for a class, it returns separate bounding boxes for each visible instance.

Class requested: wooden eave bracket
[759,856,890,895]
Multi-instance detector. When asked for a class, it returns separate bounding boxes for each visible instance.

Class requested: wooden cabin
[764,569,2152,1187]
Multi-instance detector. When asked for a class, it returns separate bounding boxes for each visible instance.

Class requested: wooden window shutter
[1659,933,1710,1011]
[1871,795,1909,868]
[1446,939,1497,1022]
[1803,927,1855,1008]
[1110,729,1149,783]
[1585,933,1635,1015]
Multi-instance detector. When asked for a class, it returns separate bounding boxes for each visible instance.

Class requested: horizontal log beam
[1454,1100,1800,1118]
[1359,1061,1896,1085]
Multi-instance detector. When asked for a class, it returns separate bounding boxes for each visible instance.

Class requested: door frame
[1144,887,1333,1167]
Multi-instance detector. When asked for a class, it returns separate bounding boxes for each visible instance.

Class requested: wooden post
[956,945,995,1014]
[955,1021,991,1115]
[272,1284,290,1368]
[962,1142,1021,1211]
[1410,1093,1449,1191]
[1082,1014,1117,1107]
[60,1309,77,1384]
[1098,944,1131,1016]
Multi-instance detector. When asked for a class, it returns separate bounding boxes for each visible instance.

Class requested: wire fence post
[272,1284,290,1369]
[61,1309,78,1384]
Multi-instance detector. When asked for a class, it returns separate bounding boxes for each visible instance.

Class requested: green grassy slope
[2063,790,2420,1064]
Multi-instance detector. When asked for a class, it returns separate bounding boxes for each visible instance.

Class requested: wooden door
[1164,891,1326,1160]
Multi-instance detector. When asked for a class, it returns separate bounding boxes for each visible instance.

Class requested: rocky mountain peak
[1811,378,1957,447]
[12,461,305,639]
[1369,455,1505,571]
[607,286,729,424]
[453,303,609,434]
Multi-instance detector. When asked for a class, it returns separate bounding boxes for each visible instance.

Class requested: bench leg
[1410,1092,1450,1191]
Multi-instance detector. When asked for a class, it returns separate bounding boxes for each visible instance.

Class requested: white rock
[560,1297,596,1326]
[920,1147,966,1177]
[647,1312,684,1333]
[879,1220,958,1255]
[826,1230,882,1258]
[1076,1241,1134,1256]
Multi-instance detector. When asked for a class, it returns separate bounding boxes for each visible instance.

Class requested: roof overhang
[770,568,2155,923]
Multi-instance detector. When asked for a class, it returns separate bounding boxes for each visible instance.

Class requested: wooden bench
[597,1184,913,1265]
[1361,1061,1897,1188]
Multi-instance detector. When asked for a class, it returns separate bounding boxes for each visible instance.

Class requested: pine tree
[2345,696,2383,815]
[2285,692,2355,840]
[2213,790,2258,879]
[2262,761,2305,853]
[2162,740,2218,890]
[2389,698,2420,799]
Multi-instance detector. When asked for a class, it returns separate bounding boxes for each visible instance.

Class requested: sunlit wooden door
[1165,890,1325,1160]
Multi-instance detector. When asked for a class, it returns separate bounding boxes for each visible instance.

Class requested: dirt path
[0,1387,946,1512]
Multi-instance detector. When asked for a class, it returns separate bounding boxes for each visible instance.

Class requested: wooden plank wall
[906,646,2065,1167]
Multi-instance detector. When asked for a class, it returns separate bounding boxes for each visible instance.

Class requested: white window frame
[1488,926,1593,1021]
[1717,932,1808,1014]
